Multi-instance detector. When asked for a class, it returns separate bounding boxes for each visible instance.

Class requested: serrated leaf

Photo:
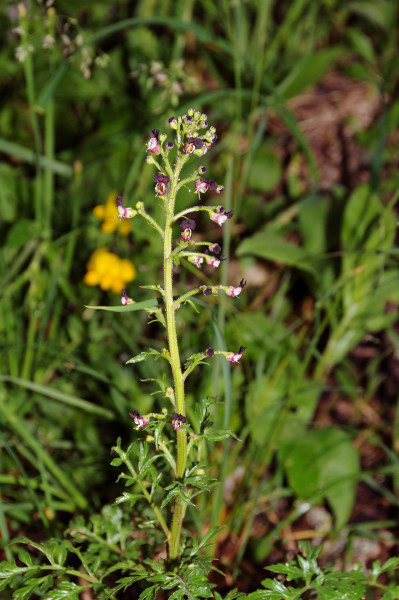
[45,540,68,566]
[266,563,303,579]
[17,550,33,567]
[372,557,399,579]
[45,581,87,599]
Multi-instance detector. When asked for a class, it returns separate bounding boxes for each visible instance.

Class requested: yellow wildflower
[93,192,131,236]
[83,248,136,294]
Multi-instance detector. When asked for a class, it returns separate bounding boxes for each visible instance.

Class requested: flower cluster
[83,248,136,293]
[123,108,248,442]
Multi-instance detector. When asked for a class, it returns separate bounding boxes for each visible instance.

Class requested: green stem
[137,205,164,238]
[164,154,189,559]
[174,205,213,221]
[43,98,55,234]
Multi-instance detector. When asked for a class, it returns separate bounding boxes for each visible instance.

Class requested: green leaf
[125,348,161,364]
[0,138,73,178]
[347,28,375,63]
[279,428,359,529]
[85,299,158,312]
[277,48,344,100]
[6,220,42,248]
[237,230,318,278]
[45,581,87,599]
[0,376,114,420]
[247,147,282,193]
[371,557,399,579]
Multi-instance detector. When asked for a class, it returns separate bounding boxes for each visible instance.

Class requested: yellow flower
[83,248,136,294]
[93,192,131,236]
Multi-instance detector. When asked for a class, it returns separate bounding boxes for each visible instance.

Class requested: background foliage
[1,0,399,597]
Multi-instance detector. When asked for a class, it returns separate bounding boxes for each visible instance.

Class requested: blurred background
[1,0,399,593]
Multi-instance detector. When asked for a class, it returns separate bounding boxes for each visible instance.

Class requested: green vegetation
[1,0,399,598]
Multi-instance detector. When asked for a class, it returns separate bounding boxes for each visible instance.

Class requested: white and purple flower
[121,289,134,305]
[210,205,234,226]
[180,219,196,241]
[226,279,247,298]
[226,346,247,363]
[146,129,161,155]
[129,409,149,428]
[171,413,186,431]
[116,195,136,219]
[153,173,170,197]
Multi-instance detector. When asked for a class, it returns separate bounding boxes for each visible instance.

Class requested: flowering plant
[109,109,246,566]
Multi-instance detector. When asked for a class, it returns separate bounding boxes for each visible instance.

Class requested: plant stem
[164,154,188,559]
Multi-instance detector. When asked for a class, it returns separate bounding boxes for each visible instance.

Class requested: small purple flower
[195,179,209,195]
[207,256,220,268]
[210,207,234,226]
[155,182,168,196]
[181,228,192,241]
[209,243,221,254]
[187,137,204,149]
[171,413,186,431]
[216,185,224,195]
[180,219,196,240]
[153,173,170,197]
[168,117,177,129]
[226,279,247,298]
[166,141,174,150]
[183,143,195,155]
[153,173,170,184]
[203,287,213,296]
[180,219,196,231]
[226,346,247,363]
[116,195,135,219]
[121,289,134,305]
[199,166,207,174]
[208,180,218,191]
[206,347,215,357]
[189,255,204,268]
[129,409,149,428]
[147,129,161,154]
